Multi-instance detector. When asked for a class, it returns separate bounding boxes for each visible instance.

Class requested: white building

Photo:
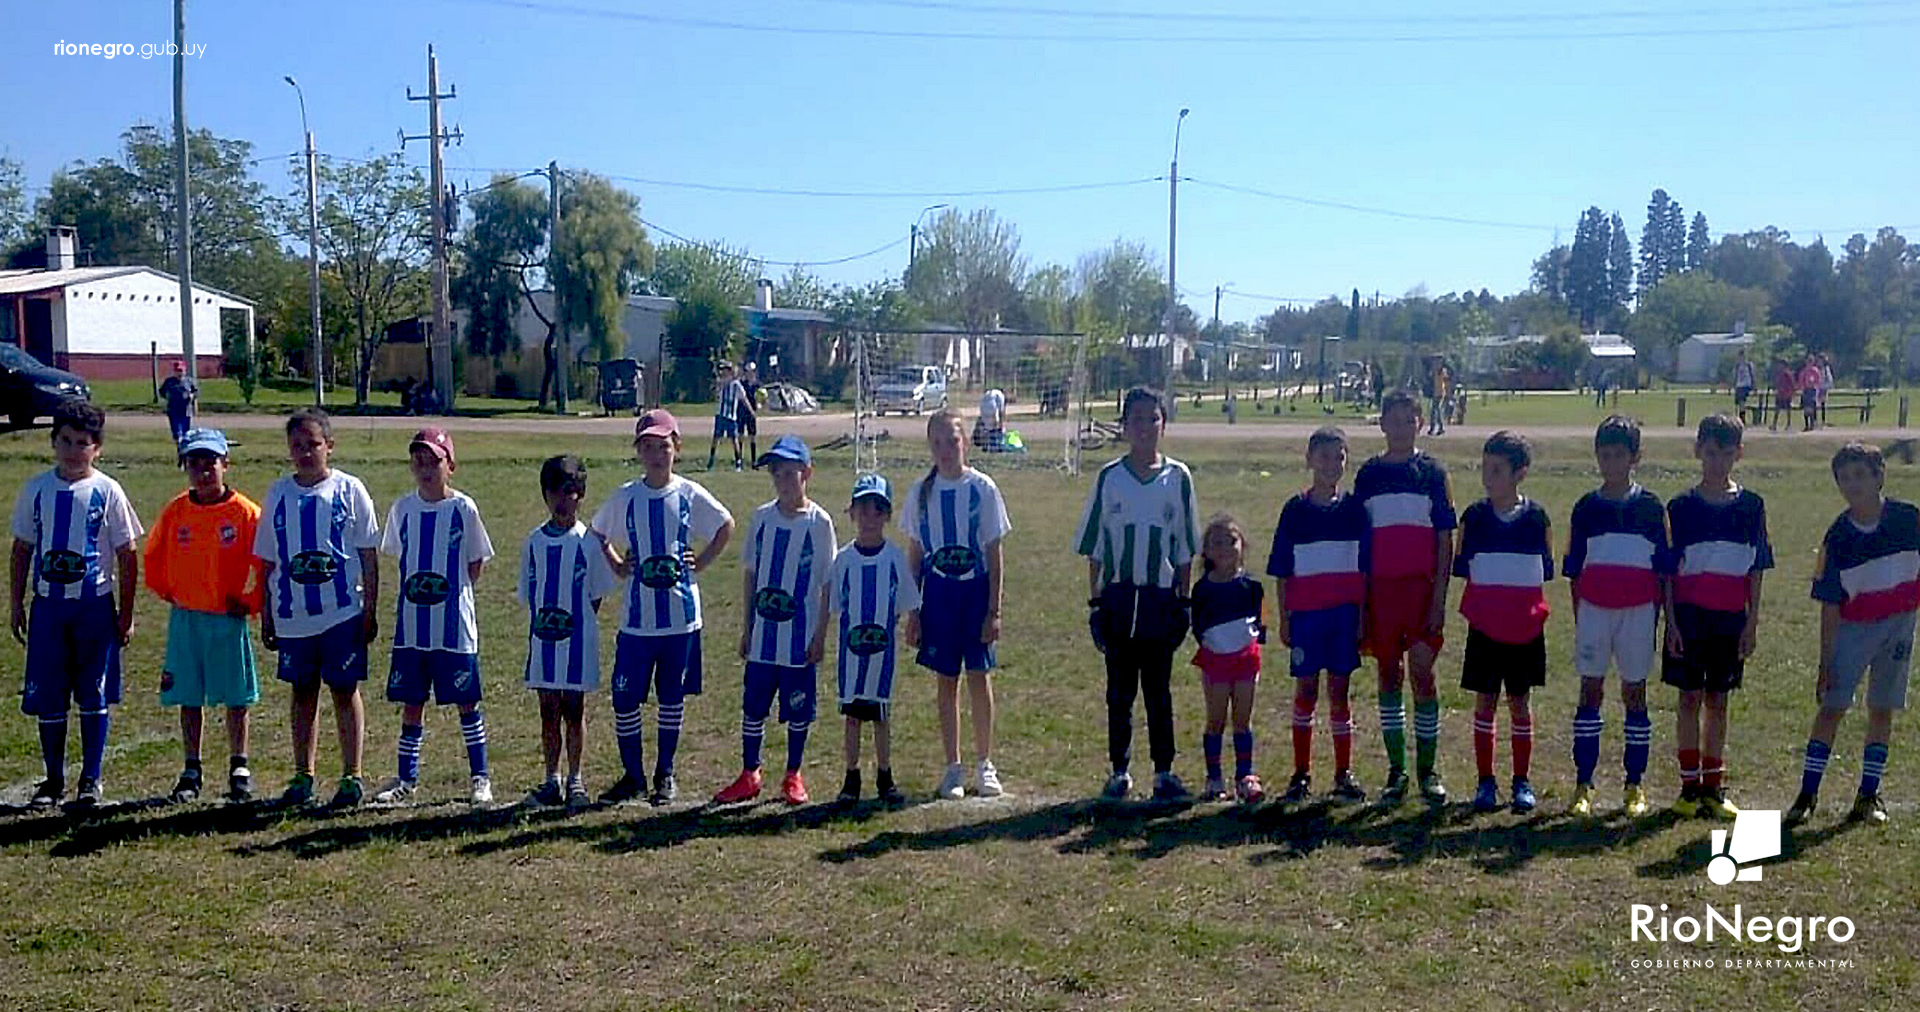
[1676,330,1755,383]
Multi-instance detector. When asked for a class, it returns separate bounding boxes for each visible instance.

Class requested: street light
[285,75,323,406]
[1164,108,1189,411]
[908,202,948,274]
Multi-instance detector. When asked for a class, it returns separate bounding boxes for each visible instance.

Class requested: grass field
[1,419,1915,1011]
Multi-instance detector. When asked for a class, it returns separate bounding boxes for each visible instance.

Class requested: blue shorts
[713,415,739,439]
[744,661,817,724]
[1288,604,1362,679]
[386,647,482,706]
[916,573,996,676]
[162,607,259,708]
[277,614,369,691]
[23,596,123,717]
[611,631,703,711]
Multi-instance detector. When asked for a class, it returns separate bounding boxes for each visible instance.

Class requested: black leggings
[1099,584,1183,774]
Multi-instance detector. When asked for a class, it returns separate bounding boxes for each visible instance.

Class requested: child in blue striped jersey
[829,474,921,805]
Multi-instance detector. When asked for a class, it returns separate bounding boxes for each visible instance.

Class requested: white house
[0,227,255,380]
[1676,330,1755,383]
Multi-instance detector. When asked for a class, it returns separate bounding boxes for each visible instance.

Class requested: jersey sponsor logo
[638,553,685,589]
[218,523,238,546]
[754,587,798,622]
[86,501,105,528]
[929,544,979,577]
[532,606,576,642]
[847,623,890,655]
[402,571,451,606]
[40,550,86,584]
[175,525,194,545]
[289,550,339,585]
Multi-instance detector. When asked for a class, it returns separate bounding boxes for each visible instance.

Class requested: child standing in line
[1355,389,1457,805]
[1664,413,1772,820]
[1266,426,1370,806]
[591,410,735,806]
[714,435,836,806]
[255,407,380,809]
[521,455,619,807]
[1075,386,1202,801]
[899,408,1011,800]
[9,400,142,811]
[1563,416,1668,818]
[1455,431,1555,814]
[1189,513,1266,804]
[828,474,921,805]
[144,428,264,804]
[372,428,497,806]
[1787,442,1918,827]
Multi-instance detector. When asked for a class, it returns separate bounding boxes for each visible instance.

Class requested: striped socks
[615,708,647,781]
[1512,709,1533,780]
[1413,699,1440,778]
[1678,747,1701,789]
[742,716,765,770]
[1572,706,1602,784]
[1800,738,1831,798]
[1623,709,1652,786]
[1701,755,1725,791]
[460,709,489,779]
[655,702,685,781]
[1861,742,1889,799]
[1473,710,1496,779]
[38,715,67,784]
[397,724,424,782]
[1379,693,1406,773]
[78,708,109,782]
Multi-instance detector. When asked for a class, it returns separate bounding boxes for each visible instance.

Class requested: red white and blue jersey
[745,500,837,667]
[1812,499,1920,624]
[899,468,1011,585]
[1667,488,1773,613]
[382,491,495,653]
[1454,498,1555,644]
[1354,452,1456,582]
[10,469,142,600]
[1265,491,1368,613]
[1562,484,1670,609]
[254,471,380,639]
[827,539,921,706]
[519,521,619,691]
[591,475,731,637]
[1191,573,1264,653]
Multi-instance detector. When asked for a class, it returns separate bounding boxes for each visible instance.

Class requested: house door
[24,299,53,363]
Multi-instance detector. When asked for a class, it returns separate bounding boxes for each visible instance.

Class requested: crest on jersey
[218,523,238,546]
[1162,502,1176,524]
[638,553,684,590]
[403,571,451,606]
[847,623,890,656]
[754,587,798,622]
[532,606,575,642]
[175,525,194,545]
[41,550,85,584]
[929,545,979,578]
[289,550,338,585]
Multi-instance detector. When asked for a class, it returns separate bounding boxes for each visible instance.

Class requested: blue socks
[655,702,684,780]
[1203,732,1223,780]
[1572,706,1601,785]
[1800,738,1831,798]
[785,719,810,774]
[397,724,424,782]
[78,708,109,782]
[742,716,765,770]
[1861,742,1889,798]
[1233,730,1254,780]
[614,708,646,782]
[460,709,489,778]
[1623,708,1652,786]
[38,715,67,784]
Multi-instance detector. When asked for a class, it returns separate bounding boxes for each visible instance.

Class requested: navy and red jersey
[1562,485,1670,609]
[1453,498,1554,644]
[1265,491,1369,612]
[1191,573,1265,653]
[1811,499,1920,623]
[1667,488,1773,613]
[1353,452,1456,582]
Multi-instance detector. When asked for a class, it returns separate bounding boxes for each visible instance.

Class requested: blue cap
[178,428,230,458]
[756,434,811,468]
[850,472,892,507]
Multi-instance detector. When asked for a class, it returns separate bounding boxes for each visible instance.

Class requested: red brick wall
[56,352,225,382]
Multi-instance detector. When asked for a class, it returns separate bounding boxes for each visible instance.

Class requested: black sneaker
[527,780,565,807]
[648,773,678,807]
[1280,773,1312,805]
[598,774,646,805]
[876,769,904,806]
[66,777,103,812]
[1784,791,1816,827]
[1380,769,1410,803]
[1329,769,1367,804]
[169,769,202,805]
[837,769,861,803]
[326,775,364,810]
[1849,793,1888,826]
[29,779,64,810]
[227,767,253,804]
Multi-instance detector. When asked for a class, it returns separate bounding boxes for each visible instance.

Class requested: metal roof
[0,265,255,306]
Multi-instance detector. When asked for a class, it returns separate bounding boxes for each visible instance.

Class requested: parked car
[0,344,91,428]
[871,364,948,415]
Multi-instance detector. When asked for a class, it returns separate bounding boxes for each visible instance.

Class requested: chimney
[1732,319,1745,337]
[754,278,774,313]
[46,226,77,271]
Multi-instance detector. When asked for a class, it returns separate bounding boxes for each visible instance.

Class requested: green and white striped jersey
[1073,455,1201,589]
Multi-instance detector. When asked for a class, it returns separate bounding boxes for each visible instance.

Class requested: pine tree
[1569,206,1612,328]
[1607,211,1634,323]
[1640,189,1675,292]
[1686,212,1711,271]
[1664,199,1688,278]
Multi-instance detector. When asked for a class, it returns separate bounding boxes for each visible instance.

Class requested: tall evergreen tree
[1607,211,1634,322]
[1639,189,1676,292]
[1664,199,1688,277]
[1686,212,1711,271]
[1568,206,1612,328]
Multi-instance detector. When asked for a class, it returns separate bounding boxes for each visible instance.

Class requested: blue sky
[5,0,1916,324]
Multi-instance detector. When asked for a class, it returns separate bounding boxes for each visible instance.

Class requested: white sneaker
[470,775,494,805]
[371,777,417,804]
[975,759,1003,798]
[936,763,967,800]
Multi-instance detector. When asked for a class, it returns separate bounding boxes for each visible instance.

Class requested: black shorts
[1460,628,1546,696]
[739,404,758,435]
[840,699,888,722]
[1660,604,1746,693]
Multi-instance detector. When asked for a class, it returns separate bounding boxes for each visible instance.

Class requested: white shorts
[1573,601,1657,683]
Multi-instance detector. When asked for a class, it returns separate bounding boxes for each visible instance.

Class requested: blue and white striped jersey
[10,469,143,600]
[744,500,837,667]
[382,490,495,653]
[718,378,747,422]
[827,539,921,706]
[897,468,1011,583]
[591,475,732,636]
[519,520,619,691]
[253,471,380,639]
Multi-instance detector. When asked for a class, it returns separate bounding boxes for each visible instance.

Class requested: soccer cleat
[1203,775,1229,801]
[1699,788,1740,821]
[1569,783,1595,817]
[936,763,967,800]
[470,776,494,806]
[1419,772,1449,805]
[1101,771,1134,799]
[1783,791,1816,827]
[169,770,202,805]
[566,778,591,808]
[1471,777,1501,813]
[1623,784,1649,818]
[780,771,810,806]
[713,768,764,804]
[527,780,565,807]
[876,770,905,807]
[1380,769,1410,803]
[649,774,678,807]
[1237,775,1266,804]
[1849,793,1888,826]
[837,769,862,803]
[328,776,364,810]
[1280,773,1311,805]
[29,779,64,810]
[1671,784,1701,818]
[733,461,744,473]
[371,777,418,805]
[1329,770,1367,804]
[280,773,316,807]
[1151,771,1192,802]
[227,767,253,804]
[598,774,647,805]
[1510,777,1537,814]
[975,759,1003,798]
[67,777,103,812]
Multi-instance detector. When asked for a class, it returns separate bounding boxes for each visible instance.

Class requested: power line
[786,0,1916,26]
[1185,177,1559,232]
[639,216,909,268]
[599,174,1161,199]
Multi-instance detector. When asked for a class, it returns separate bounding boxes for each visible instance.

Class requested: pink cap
[409,427,456,466]
[635,409,680,440]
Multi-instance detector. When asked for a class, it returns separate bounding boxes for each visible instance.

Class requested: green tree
[1530,244,1571,304]
[1705,228,1795,294]
[1773,239,1867,362]
[776,264,830,310]
[1020,263,1075,333]
[452,174,550,399]
[1345,288,1361,341]
[664,288,742,402]
[0,156,28,252]
[1639,188,1685,292]
[1626,272,1771,359]
[551,173,652,363]
[1568,206,1612,329]
[650,240,761,306]
[1686,212,1711,271]
[1607,211,1633,324]
[906,207,1027,336]
[1074,239,1163,339]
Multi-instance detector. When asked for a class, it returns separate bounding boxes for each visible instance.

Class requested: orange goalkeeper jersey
[143,488,265,615]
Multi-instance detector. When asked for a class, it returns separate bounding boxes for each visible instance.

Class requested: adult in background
[975,386,1006,451]
[1732,350,1756,422]
[160,360,198,445]
[1817,353,1835,426]
[1427,363,1450,436]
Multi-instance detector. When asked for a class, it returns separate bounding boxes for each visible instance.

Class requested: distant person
[707,363,747,472]
[979,386,1006,430]
[738,361,761,464]
[1800,355,1823,432]
[1369,359,1386,409]
[1427,364,1450,436]
[160,360,198,445]
[1732,350,1756,419]
[1818,354,1835,426]
[1771,361,1796,432]
[1594,367,1612,409]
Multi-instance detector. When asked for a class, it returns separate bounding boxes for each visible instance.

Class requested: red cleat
[713,768,763,804]
[780,771,810,806]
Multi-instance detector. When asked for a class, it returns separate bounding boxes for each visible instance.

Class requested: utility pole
[404,45,460,412]
[549,161,567,414]
[285,76,322,405]
[1213,285,1222,330]
[171,0,196,378]
[1164,108,1188,409]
